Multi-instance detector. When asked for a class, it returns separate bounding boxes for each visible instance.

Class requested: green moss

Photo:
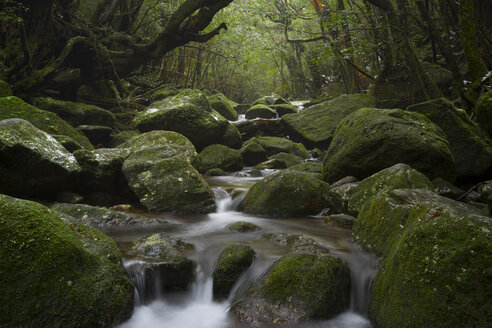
[287,162,323,174]
[213,245,255,298]
[194,144,243,173]
[0,96,93,150]
[226,221,261,232]
[0,80,13,97]
[0,194,134,328]
[475,90,492,136]
[240,142,268,166]
[270,103,297,116]
[245,104,276,119]
[245,136,309,158]
[207,93,238,121]
[269,152,303,168]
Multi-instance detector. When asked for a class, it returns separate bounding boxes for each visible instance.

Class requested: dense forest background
[1,0,491,108]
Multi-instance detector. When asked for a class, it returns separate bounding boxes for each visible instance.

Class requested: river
[100,171,377,328]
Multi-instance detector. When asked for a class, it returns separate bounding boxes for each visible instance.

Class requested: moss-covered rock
[0,96,93,149]
[150,85,179,101]
[0,119,81,198]
[231,248,351,325]
[475,90,492,136]
[226,221,261,232]
[253,158,287,170]
[207,93,238,121]
[233,118,286,141]
[245,136,309,158]
[213,245,255,299]
[322,108,456,183]
[109,130,140,148]
[347,163,433,215]
[123,153,215,214]
[407,98,492,179]
[52,134,84,152]
[73,148,136,204]
[271,103,298,116]
[0,194,134,327]
[281,94,376,148]
[245,104,277,119]
[32,97,116,128]
[135,98,229,150]
[194,144,243,173]
[324,214,356,229]
[253,95,288,106]
[51,203,165,226]
[0,80,12,97]
[127,233,195,295]
[205,168,226,176]
[218,123,242,149]
[354,189,492,328]
[240,142,268,166]
[238,171,341,216]
[287,161,323,174]
[269,152,304,168]
[432,178,465,200]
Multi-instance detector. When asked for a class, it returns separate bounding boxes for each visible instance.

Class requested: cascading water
[113,172,377,328]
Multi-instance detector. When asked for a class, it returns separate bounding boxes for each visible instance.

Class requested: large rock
[134,89,231,150]
[127,233,195,297]
[0,96,93,149]
[322,108,456,183]
[245,104,276,119]
[207,93,238,121]
[32,97,116,128]
[0,194,134,327]
[407,98,492,179]
[50,203,165,226]
[218,123,242,149]
[232,118,286,141]
[238,171,341,216]
[269,152,304,168]
[0,119,81,197]
[240,142,268,166]
[194,144,243,173]
[244,136,309,158]
[281,94,376,148]
[475,90,492,136]
[231,240,351,326]
[253,94,288,106]
[123,152,215,214]
[271,103,297,116]
[213,244,255,299]
[73,148,136,205]
[347,163,433,215]
[354,189,491,328]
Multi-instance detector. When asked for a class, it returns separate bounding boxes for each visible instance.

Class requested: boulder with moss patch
[208,93,238,121]
[322,108,456,183]
[245,104,277,119]
[218,123,243,149]
[245,136,309,158]
[226,221,261,232]
[269,152,304,168]
[253,95,288,106]
[354,189,491,328]
[475,90,492,137]
[0,119,81,198]
[194,144,243,173]
[32,97,116,128]
[347,163,433,215]
[407,98,492,179]
[233,118,286,141]
[238,171,341,216]
[0,194,134,328]
[240,142,268,166]
[281,94,376,149]
[213,245,255,299]
[271,103,297,116]
[0,96,93,149]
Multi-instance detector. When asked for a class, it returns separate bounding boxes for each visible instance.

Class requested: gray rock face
[322,108,456,183]
[407,98,492,180]
[0,118,81,197]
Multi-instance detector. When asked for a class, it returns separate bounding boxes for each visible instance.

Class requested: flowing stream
[102,171,377,328]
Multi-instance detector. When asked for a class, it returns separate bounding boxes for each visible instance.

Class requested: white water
[115,174,376,328]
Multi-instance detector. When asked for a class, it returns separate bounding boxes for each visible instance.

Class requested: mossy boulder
[475,90,492,136]
[322,108,456,183]
[108,130,140,148]
[226,221,261,232]
[52,134,84,152]
[269,152,304,168]
[354,189,492,328]
[324,214,356,229]
[238,171,341,217]
[123,153,215,214]
[0,80,12,97]
[0,194,134,328]
[0,119,81,198]
[194,144,243,173]
[287,162,323,174]
[119,130,197,163]
[253,158,287,170]
[245,136,309,158]
[271,103,297,116]
[240,142,268,166]
[253,95,288,106]
[281,94,376,148]
[231,249,351,325]
[233,118,286,141]
[432,178,464,200]
[150,85,179,101]
[407,98,492,179]
[245,104,277,119]
[73,148,136,205]
[135,97,230,150]
[218,123,242,149]
[208,93,238,121]
[0,96,93,149]
[32,97,116,128]
[127,233,195,296]
[51,203,165,226]
[347,163,433,215]
[213,245,255,299]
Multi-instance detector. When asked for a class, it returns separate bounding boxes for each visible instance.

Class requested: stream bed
[101,172,377,328]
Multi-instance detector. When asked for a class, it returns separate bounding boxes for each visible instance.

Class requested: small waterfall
[346,250,378,315]
[212,187,247,213]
